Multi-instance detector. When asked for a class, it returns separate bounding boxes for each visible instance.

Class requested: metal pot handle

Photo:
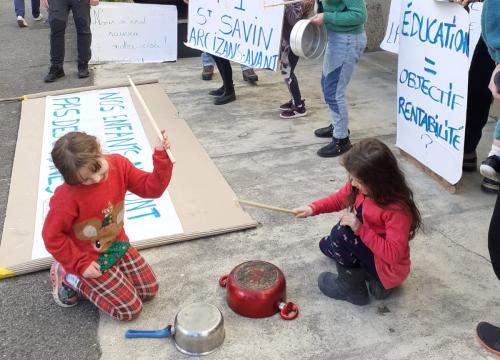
[279,302,299,320]
[125,325,173,339]
[219,274,229,287]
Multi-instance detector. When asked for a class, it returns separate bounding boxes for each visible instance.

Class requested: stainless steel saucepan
[125,303,225,356]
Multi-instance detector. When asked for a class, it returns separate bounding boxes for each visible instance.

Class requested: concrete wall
[365,0,390,51]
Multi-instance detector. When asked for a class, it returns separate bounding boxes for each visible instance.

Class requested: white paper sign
[468,2,483,63]
[185,0,284,70]
[33,87,183,260]
[90,3,178,64]
[380,0,402,53]
[396,0,469,184]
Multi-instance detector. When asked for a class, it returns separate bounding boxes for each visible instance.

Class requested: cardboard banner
[396,0,469,184]
[185,0,284,70]
[90,3,178,64]
[0,82,257,278]
[32,87,183,260]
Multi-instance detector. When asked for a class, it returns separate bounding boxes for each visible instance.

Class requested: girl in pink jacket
[294,138,421,305]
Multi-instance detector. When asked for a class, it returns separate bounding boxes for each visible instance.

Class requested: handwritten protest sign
[396,0,469,184]
[90,3,177,64]
[381,0,483,62]
[185,0,284,70]
[380,0,402,53]
[32,87,183,260]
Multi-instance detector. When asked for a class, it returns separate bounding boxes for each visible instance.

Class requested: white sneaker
[17,16,28,27]
[33,14,43,21]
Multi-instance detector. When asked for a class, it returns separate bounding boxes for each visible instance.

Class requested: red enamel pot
[219,260,298,320]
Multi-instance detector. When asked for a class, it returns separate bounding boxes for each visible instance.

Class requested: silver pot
[290,19,327,60]
[125,303,225,356]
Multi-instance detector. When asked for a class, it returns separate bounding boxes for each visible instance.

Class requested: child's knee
[140,281,159,302]
[115,301,143,321]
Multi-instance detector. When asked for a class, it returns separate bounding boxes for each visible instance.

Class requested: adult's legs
[48,0,70,68]
[30,0,40,18]
[70,0,91,66]
[14,0,25,17]
[463,36,495,171]
[211,56,235,105]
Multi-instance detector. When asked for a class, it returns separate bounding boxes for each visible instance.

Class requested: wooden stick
[264,0,303,7]
[236,199,296,215]
[127,76,176,164]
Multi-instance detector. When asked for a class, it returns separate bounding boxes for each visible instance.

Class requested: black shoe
[202,65,214,81]
[476,322,500,356]
[481,177,500,193]
[314,124,333,138]
[317,263,369,306]
[242,68,258,82]
[44,66,65,83]
[462,151,477,172]
[317,137,352,158]
[214,91,236,105]
[480,155,500,182]
[77,63,90,78]
[209,86,225,96]
[367,278,392,300]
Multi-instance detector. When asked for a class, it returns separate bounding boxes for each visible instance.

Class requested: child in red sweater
[42,131,173,320]
[294,138,421,305]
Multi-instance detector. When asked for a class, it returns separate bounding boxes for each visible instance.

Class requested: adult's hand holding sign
[185,0,284,70]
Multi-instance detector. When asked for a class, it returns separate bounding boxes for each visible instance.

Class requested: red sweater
[42,150,173,277]
[309,181,412,289]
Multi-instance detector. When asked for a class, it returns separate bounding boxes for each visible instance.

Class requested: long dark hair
[341,138,421,239]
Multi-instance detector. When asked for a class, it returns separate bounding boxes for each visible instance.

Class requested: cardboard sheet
[0,82,257,278]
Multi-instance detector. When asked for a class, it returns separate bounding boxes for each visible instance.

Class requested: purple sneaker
[50,262,79,308]
[280,101,307,119]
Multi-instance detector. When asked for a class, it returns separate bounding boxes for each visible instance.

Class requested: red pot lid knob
[279,302,298,320]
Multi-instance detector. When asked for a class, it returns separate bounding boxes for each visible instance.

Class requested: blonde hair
[51,132,102,185]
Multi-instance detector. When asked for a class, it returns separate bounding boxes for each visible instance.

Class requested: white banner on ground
[32,87,183,260]
[90,3,177,64]
[185,0,284,70]
[396,0,470,184]
[380,0,402,53]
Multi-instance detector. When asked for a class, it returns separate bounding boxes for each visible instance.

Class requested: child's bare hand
[42,0,49,8]
[90,0,99,6]
[310,13,324,26]
[155,130,171,151]
[293,206,313,218]
[340,212,361,232]
[82,261,102,279]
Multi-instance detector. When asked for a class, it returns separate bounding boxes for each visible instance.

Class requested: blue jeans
[14,0,40,17]
[321,31,366,139]
[201,52,251,71]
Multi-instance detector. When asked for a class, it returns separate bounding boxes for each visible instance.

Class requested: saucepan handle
[279,302,299,320]
[219,274,229,287]
[125,325,172,339]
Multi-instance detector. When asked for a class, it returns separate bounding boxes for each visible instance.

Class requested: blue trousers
[321,31,366,139]
[14,0,40,17]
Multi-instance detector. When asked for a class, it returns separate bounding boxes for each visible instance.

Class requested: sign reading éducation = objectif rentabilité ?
[394,0,471,185]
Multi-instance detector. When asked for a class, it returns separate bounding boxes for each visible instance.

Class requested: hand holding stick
[127,76,176,164]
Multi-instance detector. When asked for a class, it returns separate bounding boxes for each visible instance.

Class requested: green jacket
[321,0,367,34]
[482,0,500,63]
